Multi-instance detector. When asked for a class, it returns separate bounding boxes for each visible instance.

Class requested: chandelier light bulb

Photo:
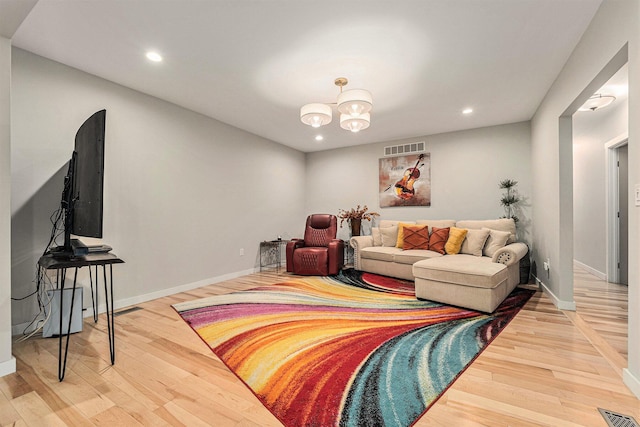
[340,113,370,133]
[350,104,364,116]
[300,103,332,128]
[337,89,373,116]
[146,51,163,62]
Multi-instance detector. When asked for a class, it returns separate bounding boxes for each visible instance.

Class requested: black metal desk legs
[38,252,123,382]
[57,267,79,381]
[89,265,99,323]
[56,264,117,381]
[90,264,116,364]
[103,264,116,364]
[89,264,116,365]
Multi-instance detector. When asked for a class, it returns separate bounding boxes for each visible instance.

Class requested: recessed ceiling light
[315,135,324,141]
[146,51,163,62]
[462,108,473,115]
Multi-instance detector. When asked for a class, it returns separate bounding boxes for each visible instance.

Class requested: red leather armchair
[286,214,344,276]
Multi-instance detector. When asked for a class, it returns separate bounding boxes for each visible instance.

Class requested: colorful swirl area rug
[172,269,533,427]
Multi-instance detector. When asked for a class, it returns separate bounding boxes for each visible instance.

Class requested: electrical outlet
[239,248,244,256]
[543,259,550,271]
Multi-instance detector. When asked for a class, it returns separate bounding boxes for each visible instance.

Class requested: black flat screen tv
[56,109,106,256]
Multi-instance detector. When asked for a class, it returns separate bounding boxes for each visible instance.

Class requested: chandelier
[300,77,373,133]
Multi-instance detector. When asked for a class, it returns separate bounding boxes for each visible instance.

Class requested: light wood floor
[573,266,628,361]
[1,269,639,426]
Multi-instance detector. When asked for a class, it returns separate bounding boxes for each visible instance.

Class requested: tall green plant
[499,179,520,223]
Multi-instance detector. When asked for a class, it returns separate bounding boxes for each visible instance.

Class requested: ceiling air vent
[384,142,425,156]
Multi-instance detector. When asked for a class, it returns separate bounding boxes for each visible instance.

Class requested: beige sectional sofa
[349,218,528,313]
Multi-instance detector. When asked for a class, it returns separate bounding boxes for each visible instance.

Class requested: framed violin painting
[378,153,431,207]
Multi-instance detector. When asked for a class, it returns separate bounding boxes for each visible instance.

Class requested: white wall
[531,0,640,398]
[573,95,628,275]
[306,122,532,243]
[11,48,306,328]
[0,36,16,376]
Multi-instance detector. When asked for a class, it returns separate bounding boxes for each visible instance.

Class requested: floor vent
[599,408,640,427]
[384,141,425,156]
[114,306,143,317]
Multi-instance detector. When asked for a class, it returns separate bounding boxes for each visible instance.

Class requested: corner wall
[11,48,306,329]
[306,122,532,243]
[0,36,16,376]
[530,0,640,398]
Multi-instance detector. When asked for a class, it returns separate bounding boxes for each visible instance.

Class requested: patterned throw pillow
[402,225,429,250]
[429,227,450,254]
[445,227,468,255]
[395,222,416,248]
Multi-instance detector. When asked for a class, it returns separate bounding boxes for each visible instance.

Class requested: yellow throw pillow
[395,222,415,248]
[445,227,468,255]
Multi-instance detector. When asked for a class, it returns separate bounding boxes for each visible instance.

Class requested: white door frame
[605,132,628,283]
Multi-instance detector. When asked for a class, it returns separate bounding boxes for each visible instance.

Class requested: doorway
[606,136,629,285]
[569,54,628,367]
[617,144,628,285]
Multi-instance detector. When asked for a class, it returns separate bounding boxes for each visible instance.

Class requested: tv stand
[38,252,124,381]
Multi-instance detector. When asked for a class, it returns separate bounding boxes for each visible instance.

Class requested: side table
[344,240,354,267]
[38,252,124,381]
[259,240,288,272]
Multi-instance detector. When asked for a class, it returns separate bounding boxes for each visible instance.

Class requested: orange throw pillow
[429,227,450,254]
[402,225,429,250]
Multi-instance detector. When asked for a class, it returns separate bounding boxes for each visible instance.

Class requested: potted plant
[337,205,380,236]
[499,179,520,223]
[499,178,530,283]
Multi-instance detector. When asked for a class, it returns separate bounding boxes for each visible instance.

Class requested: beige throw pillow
[482,228,511,257]
[371,227,382,246]
[380,226,399,247]
[460,228,491,257]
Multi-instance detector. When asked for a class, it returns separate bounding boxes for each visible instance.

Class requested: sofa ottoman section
[413,255,510,313]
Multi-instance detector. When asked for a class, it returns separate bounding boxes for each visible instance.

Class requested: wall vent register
[384,142,425,156]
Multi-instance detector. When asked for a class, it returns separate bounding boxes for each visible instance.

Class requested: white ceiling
[7,0,603,153]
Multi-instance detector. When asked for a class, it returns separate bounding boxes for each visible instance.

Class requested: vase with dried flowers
[337,205,380,236]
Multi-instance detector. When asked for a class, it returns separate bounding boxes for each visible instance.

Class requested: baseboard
[85,267,258,317]
[573,259,606,280]
[12,267,257,336]
[623,368,640,399]
[0,356,16,377]
[533,274,576,311]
